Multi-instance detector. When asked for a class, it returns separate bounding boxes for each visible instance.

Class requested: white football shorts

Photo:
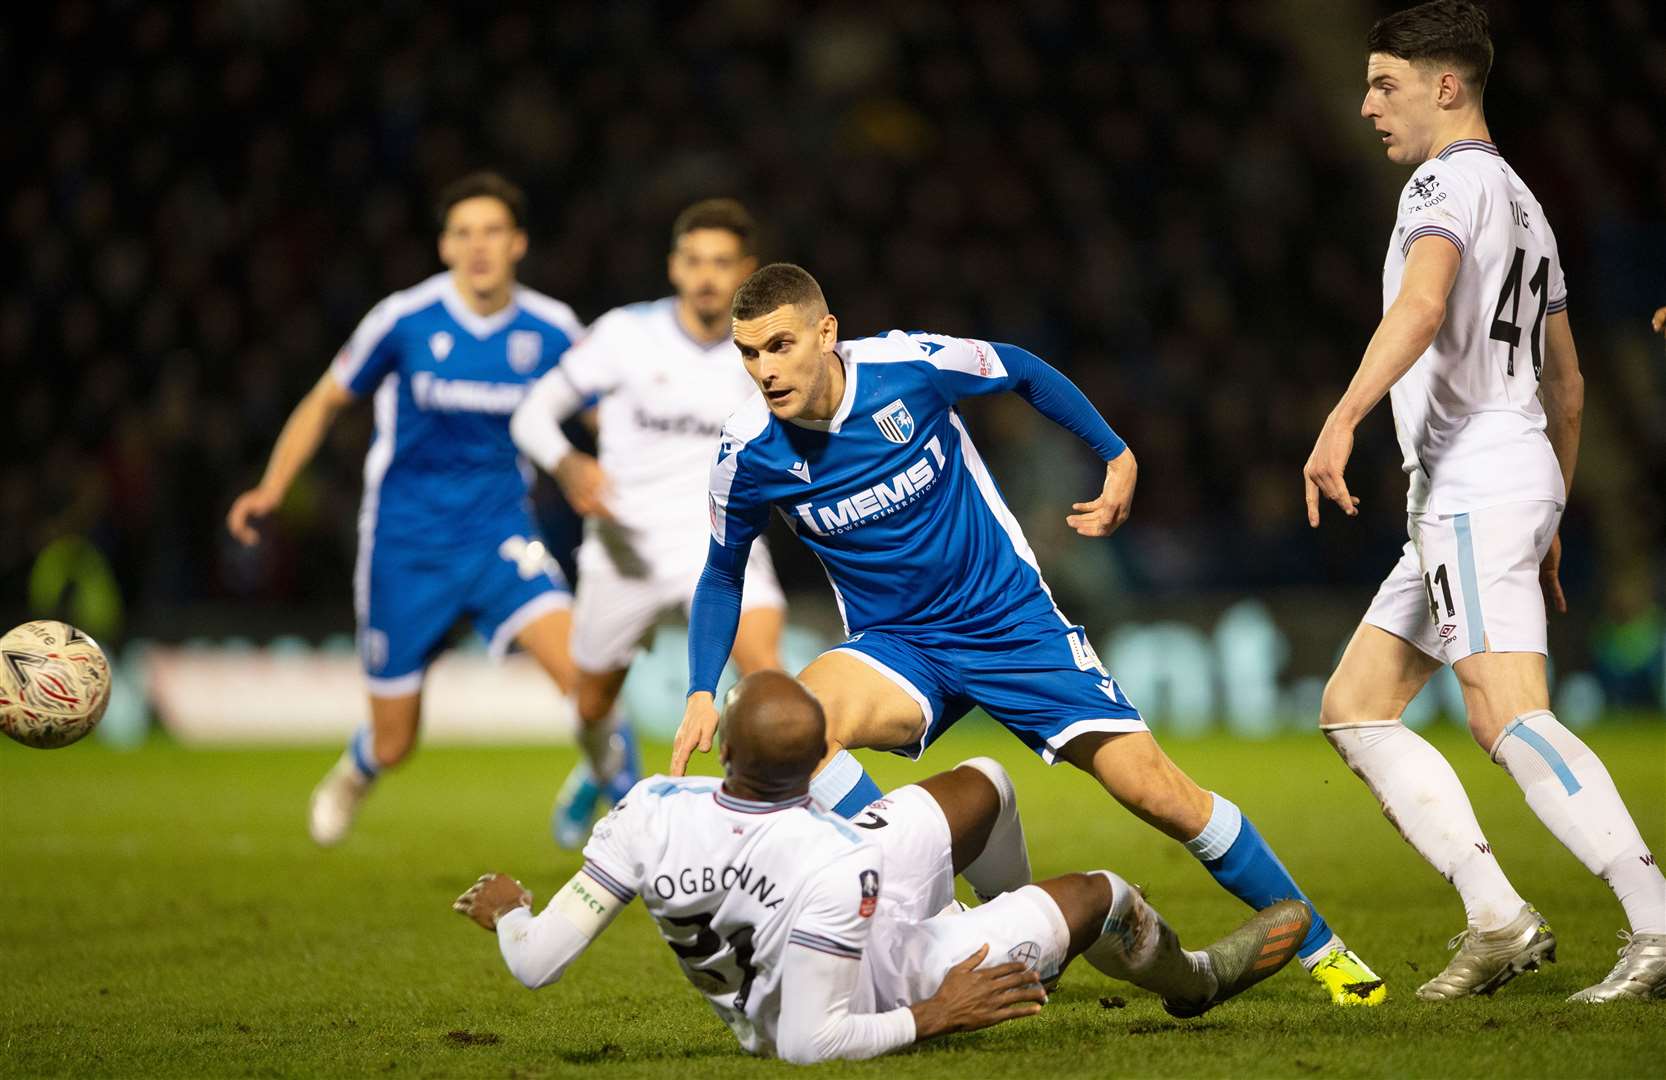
[1363,499,1561,664]
[569,536,785,674]
[859,784,1071,1011]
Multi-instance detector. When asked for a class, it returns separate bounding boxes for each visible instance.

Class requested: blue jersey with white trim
[709,331,1095,643]
[332,272,583,546]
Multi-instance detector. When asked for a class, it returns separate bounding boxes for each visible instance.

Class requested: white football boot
[1567,932,1666,1003]
[308,755,371,847]
[1417,904,1556,1000]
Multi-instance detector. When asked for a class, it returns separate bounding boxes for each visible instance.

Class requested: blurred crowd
[7,1,1664,688]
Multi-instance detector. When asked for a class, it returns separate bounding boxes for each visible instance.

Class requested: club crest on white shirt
[429,331,453,362]
[871,399,915,444]
[507,330,542,374]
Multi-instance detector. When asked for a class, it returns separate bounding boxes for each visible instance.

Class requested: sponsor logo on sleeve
[858,869,880,918]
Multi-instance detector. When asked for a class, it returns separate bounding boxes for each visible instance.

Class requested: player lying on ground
[511,199,787,847]
[455,672,1309,1064]
[1303,0,1664,1003]
[227,172,584,846]
[669,262,1380,1005]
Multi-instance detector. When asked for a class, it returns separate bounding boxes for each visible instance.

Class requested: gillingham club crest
[506,330,542,374]
[871,398,915,444]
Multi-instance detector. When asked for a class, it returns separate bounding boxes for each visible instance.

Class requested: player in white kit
[1302,0,1664,1003]
[511,200,786,846]
[454,672,1308,1063]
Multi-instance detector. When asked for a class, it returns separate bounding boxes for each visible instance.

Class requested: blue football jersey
[331,272,583,546]
[709,331,1090,643]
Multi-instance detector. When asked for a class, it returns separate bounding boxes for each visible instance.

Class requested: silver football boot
[1567,932,1666,1003]
[1416,905,1556,1000]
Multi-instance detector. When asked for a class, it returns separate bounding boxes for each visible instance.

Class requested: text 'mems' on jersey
[708,331,1070,643]
[1384,140,1568,515]
[332,272,583,545]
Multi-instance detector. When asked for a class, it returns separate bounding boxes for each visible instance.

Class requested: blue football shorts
[828,612,1146,764]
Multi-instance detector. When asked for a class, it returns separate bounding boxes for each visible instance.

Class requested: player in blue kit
[671,263,1385,1006]
[227,172,601,846]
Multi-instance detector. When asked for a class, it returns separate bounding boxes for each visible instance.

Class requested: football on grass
[0,621,112,749]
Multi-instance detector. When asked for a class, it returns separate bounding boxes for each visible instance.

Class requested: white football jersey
[580,776,886,1057]
[1383,139,1569,515]
[558,298,761,568]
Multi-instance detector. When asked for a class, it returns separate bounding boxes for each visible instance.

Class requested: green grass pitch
[3,720,1662,1078]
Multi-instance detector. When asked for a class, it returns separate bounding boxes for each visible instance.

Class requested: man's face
[1361,53,1441,165]
[733,304,838,420]
[669,229,756,323]
[438,196,526,296]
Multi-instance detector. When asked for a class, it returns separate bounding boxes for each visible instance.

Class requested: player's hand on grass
[1068,448,1136,537]
[226,487,281,546]
[555,451,615,520]
[452,873,532,931]
[908,944,1045,1040]
[1539,532,1567,615]
[1303,419,1362,527]
[671,692,719,776]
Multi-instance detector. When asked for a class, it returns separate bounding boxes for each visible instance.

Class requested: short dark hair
[732,263,827,321]
[1367,0,1493,93]
[671,197,756,254]
[435,171,527,230]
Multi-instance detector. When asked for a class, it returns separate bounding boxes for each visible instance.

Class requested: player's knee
[956,756,1015,816]
[575,684,613,726]
[1318,673,1366,729]
[371,726,416,767]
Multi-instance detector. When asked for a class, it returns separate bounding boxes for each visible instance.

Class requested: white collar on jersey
[713,787,814,814]
[660,297,735,353]
[438,273,521,340]
[786,346,857,433]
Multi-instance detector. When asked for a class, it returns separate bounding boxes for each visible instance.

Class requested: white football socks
[956,757,1032,901]
[1492,710,1666,935]
[1325,720,1525,931]
[1083,870,1214,1002]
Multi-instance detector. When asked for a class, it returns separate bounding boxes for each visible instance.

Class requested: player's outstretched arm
[452,870,626,989]
[1651,306,1666,339]
[1537,310,1583,615]
[952,341,1133,537]
[226,372,356,546]
[776,942,1043,1064]
[673,539,750,775]
[510,369,613,518]
[1304,235,1460,526]
[1067,447,1137,537]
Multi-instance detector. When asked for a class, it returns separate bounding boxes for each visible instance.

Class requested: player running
[511,199,785,847]
[668,263,1381,1006]
[227,172,583,847]
[454,671,1308,1063]
[1304,0,1665,1003]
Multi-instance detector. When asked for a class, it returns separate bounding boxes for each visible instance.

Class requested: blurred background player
[454,671,1308,1064]
[227,172,584,846]
[1303,0,1665,1003]
[511,199,786,847]
[673,263,1381,1006]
